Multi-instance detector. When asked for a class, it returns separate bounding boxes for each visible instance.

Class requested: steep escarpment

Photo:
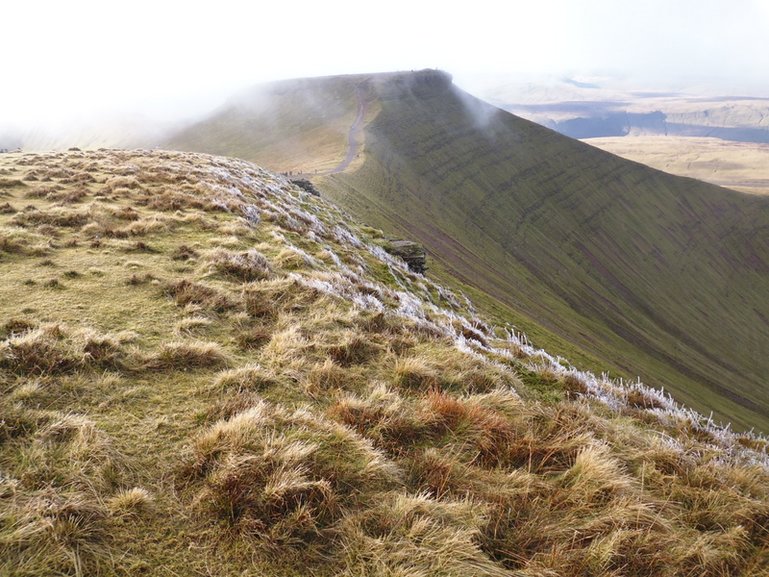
[328,77,769,431]
[167,70,769,431]
[1,149,768,576]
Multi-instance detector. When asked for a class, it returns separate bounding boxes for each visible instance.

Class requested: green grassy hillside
[167,70,769,432]
[2,149,769,576]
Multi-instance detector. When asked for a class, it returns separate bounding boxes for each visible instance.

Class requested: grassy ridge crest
[0,149,768,575]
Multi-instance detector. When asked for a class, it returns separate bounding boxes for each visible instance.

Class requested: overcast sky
[3,0,769,130]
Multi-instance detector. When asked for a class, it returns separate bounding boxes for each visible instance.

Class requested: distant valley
[485,77,769,193]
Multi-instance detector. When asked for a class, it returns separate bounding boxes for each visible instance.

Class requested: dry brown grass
[0,324,137,375]
[2,149,768,577]
[12,207,90,228]
[213,364,280,393]
[146,340,229,370]
[165,279,238,313]
[392,356,441,390]
[0,408,125,576]
[205,248,271,282]
[182,401,399,550]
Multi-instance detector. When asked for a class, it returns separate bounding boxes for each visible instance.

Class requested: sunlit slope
[585,136,769,195]
[166,71,769,431]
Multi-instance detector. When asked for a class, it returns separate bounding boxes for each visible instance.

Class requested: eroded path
[329,83,369,174]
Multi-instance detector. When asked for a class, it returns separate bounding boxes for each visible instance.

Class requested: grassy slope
[167,71,769,432]
[2,150,769,576]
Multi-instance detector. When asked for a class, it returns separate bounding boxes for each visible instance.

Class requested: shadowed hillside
[2,149,769,576]
[167,71,769,431]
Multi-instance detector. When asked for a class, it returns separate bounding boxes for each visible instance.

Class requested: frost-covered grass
[0,149,768,577]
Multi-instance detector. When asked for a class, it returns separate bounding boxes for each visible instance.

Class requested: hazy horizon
[3,0,769,137]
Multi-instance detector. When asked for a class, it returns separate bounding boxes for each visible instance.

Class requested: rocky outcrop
[290,179,320,196]
[384,240,426,274]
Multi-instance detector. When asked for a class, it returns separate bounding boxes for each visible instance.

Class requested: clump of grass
[305,359,355,396]
[0,406,124,574]
[329,385,432,455]
[1,317,36,339]
[327,332,379,367]
[0,489,110,575]
[172,244,198,261]
[175,315,213,336]
[0,178,25,189]
[206,248,272,282]
[425,390,517,468]
[234,323,273,350]
[213,364,279,393]
[0,202,15,214]
[52,188,89,204]
[25,184,64,198]
[0,228,49,255]
[129,240,158,253]
[145,190,205,211]
[165,279,237,312]
[146,340,229,370]
[103,175,140,193]
[0,324,137,375]
[561,372,589,398]
[0,399,43,441]
[183,400,399,549]
[0,324,80,375]
[81,329,137,369]
[337,492,508,577]
[107,487,153,517]
[393,356,441,390]
[12,207,90,228]
[126,272,159,286]
[242,278,320,320]
[111,206,140,221]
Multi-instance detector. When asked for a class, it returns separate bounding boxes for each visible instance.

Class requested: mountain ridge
[166,70,769,431]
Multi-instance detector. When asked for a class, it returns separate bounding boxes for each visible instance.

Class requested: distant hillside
[166,71,769,432]
[585,136,769,196]
[2,149,769,576]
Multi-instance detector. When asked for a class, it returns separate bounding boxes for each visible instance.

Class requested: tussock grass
[0,178,25,189]
[12,207,90,228]
[172,244,199,261]
[107,487,153,517]
[175,315,212,335]
[234,323,273,350]
[242,277,321,320]
[326,331,379,366]
[213,364,280,392]
[0,323,137,375]
[0,406,125,575]
[183,401,399,549]
[0,228,50,256]
[305,359,355,396]
[0,489,110,576]
[393,356,441,390]
[165,279,238,312]
[337,492,509,577]
[205,247,271,282]
[2,149,769,576]
[146,340,229,370]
